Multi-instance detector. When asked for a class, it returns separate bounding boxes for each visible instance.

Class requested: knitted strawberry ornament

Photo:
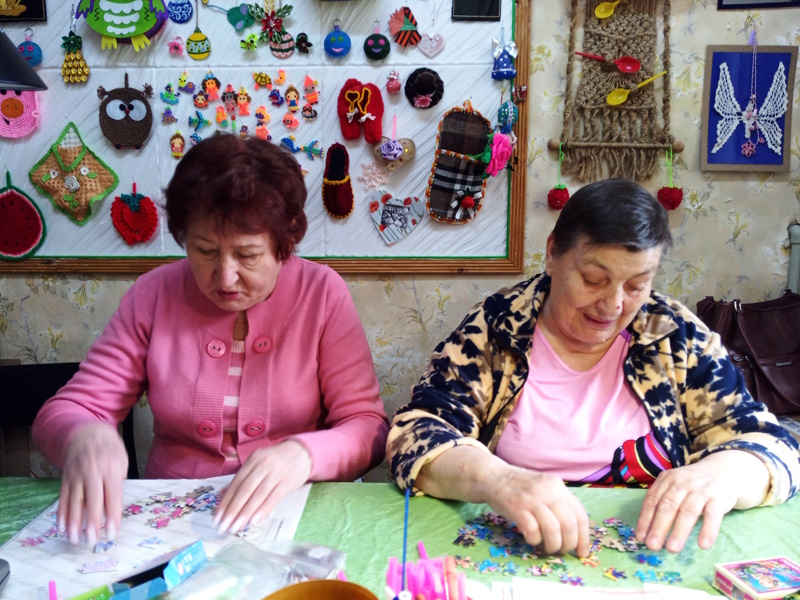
[111,183,158,245]
[548,143,569,210]
[656,147,682,211]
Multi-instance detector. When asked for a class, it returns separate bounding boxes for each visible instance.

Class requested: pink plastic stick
[417,541,428,560]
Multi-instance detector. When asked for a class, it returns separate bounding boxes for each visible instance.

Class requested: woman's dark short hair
[550,179,673,257]
[165,134,308,261]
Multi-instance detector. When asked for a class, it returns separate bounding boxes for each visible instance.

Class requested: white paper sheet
[0,475,310,599]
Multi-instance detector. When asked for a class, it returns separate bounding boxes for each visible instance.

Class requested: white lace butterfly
[712,61,788,155]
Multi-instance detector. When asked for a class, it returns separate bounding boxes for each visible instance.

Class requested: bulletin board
[0,0,530,275]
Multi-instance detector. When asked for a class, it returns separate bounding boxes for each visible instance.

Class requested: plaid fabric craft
[427,152,486,222]
[426,103,492,223]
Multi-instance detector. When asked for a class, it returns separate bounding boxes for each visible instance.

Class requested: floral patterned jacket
[387,274,800,504]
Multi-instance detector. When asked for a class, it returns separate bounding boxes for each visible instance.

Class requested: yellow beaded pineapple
[61,31,90,84]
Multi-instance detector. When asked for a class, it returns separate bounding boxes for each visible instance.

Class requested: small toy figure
[160,83,180,105]
[189,132,202,145]
[302,140,324,161]
[282,112,299,128]
[275,69,287,85]
[215,106,228,128]
[193,89,209,109]
[303,75,319,104]
[285,85,300,112]
[240,33,258,51]
[202,72,221,100]
[170,131,185,158]
[280,136,301,153]
[237,86,251,115]
[221,84,237,113]
[295,32,312,54]
[301,103,317,121]
[255,105,270,140]
[239,125,249,138]
[252,71,272,91]
[269,88,284,107]
[161,108,177,124]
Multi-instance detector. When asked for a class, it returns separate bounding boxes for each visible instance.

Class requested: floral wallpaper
[1,0,799,480]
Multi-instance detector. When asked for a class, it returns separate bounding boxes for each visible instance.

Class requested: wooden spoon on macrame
[606,70,666,105]
[575,51,641,73]
[595,0,622,19]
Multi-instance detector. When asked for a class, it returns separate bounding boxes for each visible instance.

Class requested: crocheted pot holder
[28,122,119,226]
[0,171,46,260]
[110,183,158,245]
[425,103,492,224]
[0,90,40,139]
[367,189,425,246]
[97,73,154,149]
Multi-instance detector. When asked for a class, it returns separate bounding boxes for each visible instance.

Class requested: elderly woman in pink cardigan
[33,135,389,547]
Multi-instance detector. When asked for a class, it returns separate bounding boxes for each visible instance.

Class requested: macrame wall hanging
[550,0,684,182]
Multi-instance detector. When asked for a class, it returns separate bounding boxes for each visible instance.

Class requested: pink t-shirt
[494,327,652,481]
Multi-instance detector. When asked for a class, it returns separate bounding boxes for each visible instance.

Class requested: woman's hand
[485,464,591,557]
[636,450,769,553]
[213,440,312,534]
[58,423,128,546]
[416,445,591,557]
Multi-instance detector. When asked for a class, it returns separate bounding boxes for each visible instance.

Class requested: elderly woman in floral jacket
[387,179,800,559]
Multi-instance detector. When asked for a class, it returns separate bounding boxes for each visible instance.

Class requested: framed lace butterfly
[701,43,797,172]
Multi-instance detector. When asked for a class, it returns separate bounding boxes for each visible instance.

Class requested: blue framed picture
[718,0,800,8]
[701,45,797,172]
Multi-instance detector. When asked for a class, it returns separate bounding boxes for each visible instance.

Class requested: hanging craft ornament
[204,2,253,31]
[17,28,43,67]
[177,72,195,94]
[110,183,158,245]
[367,190,425,246]
[187,7,211,60]
[404,68,444,109]
[497,98,518,136]
[241,33,258,50]
[250,2,294,58]
[712,25,788,158]
[61,11,90,85]
[295,32,312,54]
[167,0,193,23]
[75,0,167,51]
[373,114,416,173]
[28,122,119,226]
[168,36,184,55]
[324,19,351,57]
[0,172,46,261]
[547,143,569,210]
[418,0,444,58]
[170,131,186,158]
[386,71,401,95]
[364,20,390,61]
[492,29,517,81]
[388,7,421,47]
[97,73,154,149]
[0,90,40,139]
[656,147,682,210]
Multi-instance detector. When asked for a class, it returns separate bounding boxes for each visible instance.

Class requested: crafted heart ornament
[373,136,415,172]
[110,183,158,245]
[367,189,425,246]
[418,33,444,58]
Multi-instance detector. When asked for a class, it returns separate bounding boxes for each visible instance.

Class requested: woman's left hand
[213,440,312,534]
[635,450,769,553]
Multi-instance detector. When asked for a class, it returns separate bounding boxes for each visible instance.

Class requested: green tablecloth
[2,478,799,597]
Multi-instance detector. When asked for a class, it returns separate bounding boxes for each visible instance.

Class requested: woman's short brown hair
[165,134,308,261]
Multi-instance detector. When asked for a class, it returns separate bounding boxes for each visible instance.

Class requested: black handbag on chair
[696,290,800,416]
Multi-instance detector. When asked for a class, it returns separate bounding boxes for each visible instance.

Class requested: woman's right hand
[485,464,591,557]
[58,423,128,546]
[416,445,591,557]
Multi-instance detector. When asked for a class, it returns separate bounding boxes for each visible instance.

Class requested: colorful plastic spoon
[595,0,622,19]
[575,51,641,73]
[606,70,666,105]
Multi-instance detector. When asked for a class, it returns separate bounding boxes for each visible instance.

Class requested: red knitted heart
[111,186,158,245]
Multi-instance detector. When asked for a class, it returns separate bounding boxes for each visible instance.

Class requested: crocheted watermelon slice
[0,172,46,260]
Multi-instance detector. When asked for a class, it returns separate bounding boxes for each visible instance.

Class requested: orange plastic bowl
[263,580,378,600]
